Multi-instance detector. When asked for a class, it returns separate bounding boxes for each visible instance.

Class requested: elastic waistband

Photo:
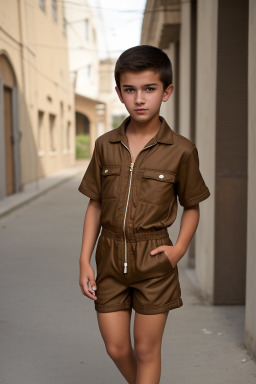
[101,228,169,242]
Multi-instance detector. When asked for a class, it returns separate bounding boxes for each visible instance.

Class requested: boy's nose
[135,91,145,104]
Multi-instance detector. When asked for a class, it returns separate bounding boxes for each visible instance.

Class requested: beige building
[99,58,128,131]
[141,0,256,357]
[65,0,99,99]
[0,0,75,200]
[65,0,108,155]
[75,93,106,152]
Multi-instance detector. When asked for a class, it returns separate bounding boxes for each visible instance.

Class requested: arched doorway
[75,112,89,135]
[0,54,21,198]
[75,112,90,159]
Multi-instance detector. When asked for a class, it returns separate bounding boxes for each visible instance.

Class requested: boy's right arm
[79,198,101,301]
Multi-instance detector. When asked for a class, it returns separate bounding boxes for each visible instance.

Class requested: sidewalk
[0,159,89,218]
[0,171,256,383]
[160,267,256,384]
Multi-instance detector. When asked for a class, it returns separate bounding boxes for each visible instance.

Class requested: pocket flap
[101,165,121,176]
[143,169,175,183]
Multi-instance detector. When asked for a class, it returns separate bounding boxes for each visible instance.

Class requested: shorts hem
[94,301,132,313]
[133,298,183,315]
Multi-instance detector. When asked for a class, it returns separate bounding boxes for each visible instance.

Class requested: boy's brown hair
[114,45,173,91]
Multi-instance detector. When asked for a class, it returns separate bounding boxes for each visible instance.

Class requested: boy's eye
[124,88,135,93]
[146,87,155,92]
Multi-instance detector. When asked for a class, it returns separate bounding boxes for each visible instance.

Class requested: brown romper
[78,116,210,315]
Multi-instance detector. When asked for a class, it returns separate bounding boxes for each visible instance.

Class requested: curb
[0,162,89,219]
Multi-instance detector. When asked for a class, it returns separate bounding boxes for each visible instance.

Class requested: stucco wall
[179,1,191,139]
[245,0,256,357]
[65,0,99,100]
[160,44,176,130]
[0,0,75,196]
[99,58,128,131]
[194,0,218,301]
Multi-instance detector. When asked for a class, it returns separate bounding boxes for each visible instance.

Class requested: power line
[0,35,71,92]
[59,0,183,14]
[0,25,124,55]
[95,0,110,58]
[59,1,146,13]
[28,41,122,54]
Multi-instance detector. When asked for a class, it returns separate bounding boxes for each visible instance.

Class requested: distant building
[141,0,256,358]
[0,0,75,199]
[99,58,128,131]
[65,0,107,155]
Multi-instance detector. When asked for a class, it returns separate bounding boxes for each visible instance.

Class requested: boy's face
[115,70,173,124]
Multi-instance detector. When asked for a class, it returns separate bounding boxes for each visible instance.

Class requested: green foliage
[76,134,90,159]
[112,114,128,129]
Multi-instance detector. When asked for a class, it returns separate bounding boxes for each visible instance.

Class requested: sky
[87,0,147,59]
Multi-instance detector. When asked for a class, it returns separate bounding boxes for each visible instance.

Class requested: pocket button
[159,174,164,179]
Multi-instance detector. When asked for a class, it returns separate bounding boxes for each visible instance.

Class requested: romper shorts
[94,228,183,315]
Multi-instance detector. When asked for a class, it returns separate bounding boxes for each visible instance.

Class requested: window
[60,102,65,151]
[52,0,57,22]
[38,111,45,155]
[87,64,91,77]
[92,28,96,43]
[62,17,67,36]
[39,0,46,11]
[66,121,71,151]
[97,121,104,137]
[49,114,56,153]
[85,19,89,40]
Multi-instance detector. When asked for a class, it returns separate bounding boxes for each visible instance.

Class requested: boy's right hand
[79,263,97,301]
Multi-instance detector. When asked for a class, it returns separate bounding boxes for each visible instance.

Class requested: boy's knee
[105,343,132,361]
[134,340,161,363]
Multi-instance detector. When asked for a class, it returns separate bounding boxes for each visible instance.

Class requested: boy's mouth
[134,108,148,113]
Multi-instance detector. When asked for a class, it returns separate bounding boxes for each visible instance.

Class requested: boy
[78,45,210,384]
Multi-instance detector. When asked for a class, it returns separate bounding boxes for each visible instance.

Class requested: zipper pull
[130,162,134,172]
[124,262,128,273]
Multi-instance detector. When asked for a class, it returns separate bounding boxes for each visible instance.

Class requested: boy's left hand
[150,244,185,268]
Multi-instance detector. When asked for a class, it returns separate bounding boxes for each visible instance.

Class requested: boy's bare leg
[134,312,169,384]
[97,309,137,384]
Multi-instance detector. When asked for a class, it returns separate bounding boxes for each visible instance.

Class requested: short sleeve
[78,139,102,201]
[176,146,210,207]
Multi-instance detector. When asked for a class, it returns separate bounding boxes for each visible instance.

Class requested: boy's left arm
[150,204,200,268]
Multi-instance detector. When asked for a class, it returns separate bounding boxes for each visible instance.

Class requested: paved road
[0,173,256,384]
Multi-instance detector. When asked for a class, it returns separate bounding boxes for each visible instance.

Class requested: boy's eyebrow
[122,83,159,87]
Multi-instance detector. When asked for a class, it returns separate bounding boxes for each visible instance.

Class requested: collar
[108,116,174,145]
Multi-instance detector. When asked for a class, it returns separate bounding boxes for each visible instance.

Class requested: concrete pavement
[0,160,89,218]
[0,171,256,384]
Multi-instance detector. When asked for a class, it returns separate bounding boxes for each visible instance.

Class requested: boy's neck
[126,114,161,137]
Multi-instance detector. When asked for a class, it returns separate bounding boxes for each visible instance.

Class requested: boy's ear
[115,86,124,103]
[162,84,174,102]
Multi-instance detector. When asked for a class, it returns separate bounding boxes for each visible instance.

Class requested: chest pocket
[139,169,176,206]
[101,165,121,199]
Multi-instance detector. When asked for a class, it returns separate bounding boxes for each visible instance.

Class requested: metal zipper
[121,141,157,274]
